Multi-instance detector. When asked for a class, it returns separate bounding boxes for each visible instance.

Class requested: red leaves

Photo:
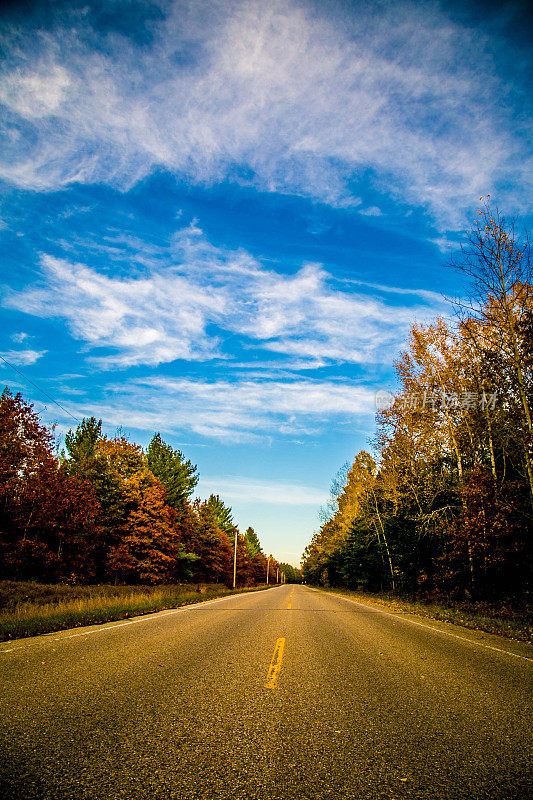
[0,390,102,581]
[0,392,269,588]
[106,469,179,584]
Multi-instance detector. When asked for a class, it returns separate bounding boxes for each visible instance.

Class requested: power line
[0,354,80,424]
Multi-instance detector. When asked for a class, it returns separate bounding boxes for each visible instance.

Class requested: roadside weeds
[0,582,274,642]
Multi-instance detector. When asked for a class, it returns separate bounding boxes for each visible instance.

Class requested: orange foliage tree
[105,469,179,584]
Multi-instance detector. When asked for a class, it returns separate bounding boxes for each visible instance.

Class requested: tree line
[302,200,532,605]
[0,397,284,586]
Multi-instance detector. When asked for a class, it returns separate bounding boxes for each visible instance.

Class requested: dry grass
[0,581,270,641]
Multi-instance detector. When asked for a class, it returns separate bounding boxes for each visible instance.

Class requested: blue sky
[1,0,531,566]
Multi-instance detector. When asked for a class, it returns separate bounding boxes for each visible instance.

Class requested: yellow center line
[287,601,292,609]
[265,637,285,688]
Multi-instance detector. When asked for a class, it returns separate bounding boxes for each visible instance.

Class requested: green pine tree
[64,417,102,463]
[146,433,198,508]
[206,494,237,542]
[244,526,262,558]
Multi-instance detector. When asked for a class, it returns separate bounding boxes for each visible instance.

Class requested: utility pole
[267,555,271,585]
[276,567,279,584]
[233,530,238,589]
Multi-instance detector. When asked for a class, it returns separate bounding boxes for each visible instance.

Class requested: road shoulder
[308,586,533,663]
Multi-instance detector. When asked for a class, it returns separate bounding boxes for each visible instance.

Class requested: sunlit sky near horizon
[1,0,532,567]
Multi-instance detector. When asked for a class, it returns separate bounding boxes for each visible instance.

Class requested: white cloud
[0,348,46,366]
[0,64,70,118]
[141,376,375,416]
[4,229,442,369]
[0,0,530,225]
[5,253,226,367]
[197,476,328,506]
[61,375,377,442]
[10,331,28,343]
[359,207,383,217]
[342,279,445,305]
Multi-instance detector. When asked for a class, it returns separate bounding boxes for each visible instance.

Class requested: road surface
[0,584,531,799]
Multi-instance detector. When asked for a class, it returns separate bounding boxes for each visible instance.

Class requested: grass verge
[0,581,274,642]
[313,587,532,643]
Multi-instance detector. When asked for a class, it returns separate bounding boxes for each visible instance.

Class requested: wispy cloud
[4,227,443,369]
[59,375,377,442]
[197,476,328,506]
[0,0,530,226]
[0,348,46,366]
[5,252,225,368]
[359,207,383,217]
[0,64,70,118]
[10,332,29,343]
[341,279,445,304]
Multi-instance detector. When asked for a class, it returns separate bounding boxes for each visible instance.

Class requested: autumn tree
[248,549,269,584]
[302,451,397,591]
[0,390,101,581]
[185,500,233,584]
[234,532,252,586]
[105,469,180,584]
[1,393,272,587]
[451,197,533,506]
[303,201,532,603]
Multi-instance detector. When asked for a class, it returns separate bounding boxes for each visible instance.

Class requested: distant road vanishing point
[0,584,531,799]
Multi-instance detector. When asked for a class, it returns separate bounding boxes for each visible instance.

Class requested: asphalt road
[0,584,531,800]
